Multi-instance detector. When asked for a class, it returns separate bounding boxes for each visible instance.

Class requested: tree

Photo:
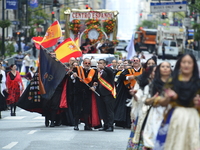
[27,5,50,37]
[136,19,169,30]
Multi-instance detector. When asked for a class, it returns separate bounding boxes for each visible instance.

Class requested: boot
[84,125,92,131]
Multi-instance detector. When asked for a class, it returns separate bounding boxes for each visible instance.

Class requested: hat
[91,59,97,67]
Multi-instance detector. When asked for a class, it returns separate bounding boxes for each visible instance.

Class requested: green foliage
[136,20,169,30]
[193,23,200,41]
[0,20,11,28]
[27,5,50,37]
[5,42,15,57]
[114,51,122,59]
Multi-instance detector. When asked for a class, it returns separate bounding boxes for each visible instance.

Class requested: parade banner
[54,38,82,63]
[39,47,66,100]
[6,0,18,10]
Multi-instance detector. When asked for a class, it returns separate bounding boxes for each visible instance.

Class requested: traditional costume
[154,76,200,150]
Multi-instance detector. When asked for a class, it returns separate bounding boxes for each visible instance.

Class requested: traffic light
[17,32,20,35]
[53,0,60,7]
[85,4,89,9]
[161,12,166,19]
[140,13,142,18]
[51,11,55,22]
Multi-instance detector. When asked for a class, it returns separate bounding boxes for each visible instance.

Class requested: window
[162,40,169,46]
[170,41,176,47]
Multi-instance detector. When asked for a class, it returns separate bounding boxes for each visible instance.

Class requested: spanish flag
[54,38,82,63]
[74,36,80,47]
[32,21,62,49]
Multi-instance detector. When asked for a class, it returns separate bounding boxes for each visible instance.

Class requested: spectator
[15,51,24,72]
[24,53,32,74]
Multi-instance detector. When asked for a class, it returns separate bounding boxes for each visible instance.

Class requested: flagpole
[40,45,100,97]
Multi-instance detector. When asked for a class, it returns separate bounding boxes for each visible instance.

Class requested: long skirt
[154,107,200,150]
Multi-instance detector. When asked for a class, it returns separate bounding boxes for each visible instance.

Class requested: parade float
[64,9,119,45]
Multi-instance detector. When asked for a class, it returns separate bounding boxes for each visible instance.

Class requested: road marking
[33,116,44,119]
[3,116,26,120]
[28,130,37,134]
[2,142,18,149]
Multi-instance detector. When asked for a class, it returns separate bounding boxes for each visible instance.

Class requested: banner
[39,47,66,100]
[29,0,38,8]
[6,0,18,10]
[54,38,82,63]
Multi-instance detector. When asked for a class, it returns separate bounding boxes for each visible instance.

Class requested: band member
[93,59,116,132]
[114,57,143,128]
[80,38,95,54]
[71,58,97,130]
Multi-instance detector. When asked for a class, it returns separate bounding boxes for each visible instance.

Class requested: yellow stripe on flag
[54,38,82,62]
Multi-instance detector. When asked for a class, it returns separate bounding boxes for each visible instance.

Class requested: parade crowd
[0,50,200,150]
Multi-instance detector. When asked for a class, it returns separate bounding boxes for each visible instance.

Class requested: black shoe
[84,126,92,131]
[50,122,55,127]
[74,126,79,131]
[99,127,107,131]
[45,119,49,127]
[106,127,114,132]
[11,113,16,116]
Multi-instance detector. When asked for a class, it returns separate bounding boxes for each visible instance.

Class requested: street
[0,109,130,150]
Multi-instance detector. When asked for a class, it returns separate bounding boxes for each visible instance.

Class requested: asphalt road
[0,109,130,150]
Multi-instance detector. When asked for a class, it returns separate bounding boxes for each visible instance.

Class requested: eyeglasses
[84,62,91,65]
[133,59,139,62]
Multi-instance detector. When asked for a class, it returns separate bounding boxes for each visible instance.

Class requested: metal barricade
[184,48,199,60]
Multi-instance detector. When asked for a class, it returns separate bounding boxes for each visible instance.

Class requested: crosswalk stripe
[28,130,37,134]
[33,116,45,119]
[3,116,26,119]
[2,142,18,149]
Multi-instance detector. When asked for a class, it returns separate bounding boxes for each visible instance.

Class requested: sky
[106,0,140,40]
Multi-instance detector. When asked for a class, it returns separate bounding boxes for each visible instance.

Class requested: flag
[29,0,38,8]
[32,37,43,50]
[32,21,62,49]
[39,47,66,100]
[74,36,80,47]
[54,38,82,63]
[126,34,136,60]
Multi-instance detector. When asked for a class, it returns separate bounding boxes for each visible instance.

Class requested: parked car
[157,39,179,58]
[116,39,130,51]
[83,53,117,64]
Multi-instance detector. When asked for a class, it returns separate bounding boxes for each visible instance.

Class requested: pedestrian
[15,51,24,72]
[94,59,115,132]
[154,54,200,150]
[32,43,37,58]
[162,45,165,60]
[24,53,32,74]
[0,63,8,119]
[6,64,24,116]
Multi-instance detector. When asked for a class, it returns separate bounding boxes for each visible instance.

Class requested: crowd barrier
[184,48,200,60]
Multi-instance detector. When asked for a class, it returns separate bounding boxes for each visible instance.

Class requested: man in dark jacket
[93,59,115,132]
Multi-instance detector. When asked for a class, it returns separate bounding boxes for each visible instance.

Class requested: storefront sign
[6,0,18,10]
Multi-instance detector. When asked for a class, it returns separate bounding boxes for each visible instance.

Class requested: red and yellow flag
[32,21,62,49]
[74,36,80,47]
[54,38,82,63]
